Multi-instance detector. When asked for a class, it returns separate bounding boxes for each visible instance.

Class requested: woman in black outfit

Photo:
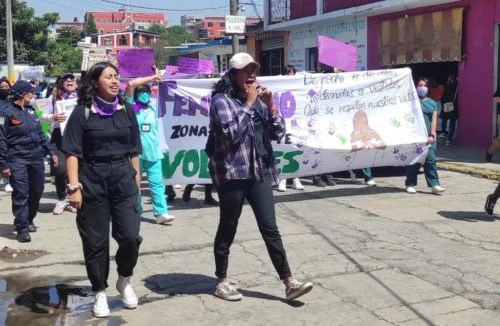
[62,62,142,318]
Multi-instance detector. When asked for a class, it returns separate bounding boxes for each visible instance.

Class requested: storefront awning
[379,7,463,66]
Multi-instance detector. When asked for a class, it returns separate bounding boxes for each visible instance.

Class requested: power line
[98,0,228,12]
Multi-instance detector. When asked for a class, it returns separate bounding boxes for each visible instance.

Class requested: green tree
[84,13,97,35]
[148,25,197,66]
[0,0,59,64]
[58,27,82,47]
[46,41,82,76]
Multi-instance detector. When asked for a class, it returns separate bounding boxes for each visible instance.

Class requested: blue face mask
[136,92,150,104]
[416,86,428,97]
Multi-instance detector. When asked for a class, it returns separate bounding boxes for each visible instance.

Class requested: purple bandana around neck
[131,102,143,112]
[62,92,77,100]
[93,96,119,116]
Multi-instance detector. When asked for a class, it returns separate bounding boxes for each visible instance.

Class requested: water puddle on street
[0,246,49,263]
[0,274,126,325]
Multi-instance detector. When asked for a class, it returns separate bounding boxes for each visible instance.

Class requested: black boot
[165,185,176,201]
[17,231,31,243]
[204,185,219,205]
[183,184,194,202]
[28,223,37,233]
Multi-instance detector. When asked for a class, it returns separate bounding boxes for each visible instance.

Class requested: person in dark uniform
[0,80,57,243]
[61,62,142,318]
[0,78,13,193]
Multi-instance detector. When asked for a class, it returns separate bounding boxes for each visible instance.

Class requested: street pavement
[2,139,500,325]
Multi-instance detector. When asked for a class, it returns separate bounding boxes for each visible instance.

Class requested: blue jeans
[405,143,440,187]
[138,159,168,217]
[441,118,456,141]
[353,168,373,182]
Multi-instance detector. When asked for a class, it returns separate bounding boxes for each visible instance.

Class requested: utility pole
[230,0,238,54]
[6,0,15,84]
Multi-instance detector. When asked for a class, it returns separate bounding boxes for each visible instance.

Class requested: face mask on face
[136,92,150,104]
[0,89,9,100]
[416,86,428,97]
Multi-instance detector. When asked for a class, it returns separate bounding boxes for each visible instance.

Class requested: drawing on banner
[157,68,429,184]
[350,110,386,152]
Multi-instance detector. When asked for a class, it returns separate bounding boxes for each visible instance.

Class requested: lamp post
[6,0,15,84]
[230,0,238,54]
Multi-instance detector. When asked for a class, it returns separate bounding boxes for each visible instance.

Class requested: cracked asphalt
[1,158,500,325]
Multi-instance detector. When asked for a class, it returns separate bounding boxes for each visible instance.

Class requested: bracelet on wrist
[67,183,83,193]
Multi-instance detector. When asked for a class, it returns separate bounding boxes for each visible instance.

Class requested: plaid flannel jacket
[207,93,286,187]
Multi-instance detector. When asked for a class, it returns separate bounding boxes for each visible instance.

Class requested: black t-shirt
[61,103,142,160]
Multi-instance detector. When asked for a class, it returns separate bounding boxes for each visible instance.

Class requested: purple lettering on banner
[279,91,296,119]
[158,82,171,117]
[317,35,357,72]
[173,94,188,116]
[117,48,154,78]
[188,96,210,116]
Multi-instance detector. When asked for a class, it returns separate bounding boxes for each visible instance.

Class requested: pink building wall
[368,0,500,147]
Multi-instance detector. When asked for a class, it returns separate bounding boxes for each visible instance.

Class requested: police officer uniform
[0,81,56,241]
[61,101,142,292]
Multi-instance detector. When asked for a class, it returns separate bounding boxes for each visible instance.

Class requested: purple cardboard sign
[164,65,178,75]
[177,57,214,74]
[317,35,357,72]
[117,48,154,78]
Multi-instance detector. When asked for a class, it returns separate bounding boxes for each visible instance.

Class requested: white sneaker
[4,184,13,193]
[93,291,110,318]
[292,178,304,190]
[285,279,314,300]
[406,186,417,194]
[116,276,138,309]
[349,170,356,181]
[431,185,445,194]
[173,184,182,189]
[214,281,242,301]
[157,213,175,224]
[278,179,287,192]
[366,179,377,186]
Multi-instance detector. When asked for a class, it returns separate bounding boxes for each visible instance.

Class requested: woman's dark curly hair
[211,69,241,98]
[78,61,124,107]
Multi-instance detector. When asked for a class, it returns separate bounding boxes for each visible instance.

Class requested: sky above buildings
[26,0,263,26]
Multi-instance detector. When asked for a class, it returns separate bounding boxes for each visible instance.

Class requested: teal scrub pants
[405,142,440,187]
[138,159,168,217]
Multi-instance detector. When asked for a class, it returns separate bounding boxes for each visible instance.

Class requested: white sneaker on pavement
[366,179,377,187]
[214,281,242,301]
[285,279,313,300]
[292,178,304,190]
[157,214,175,224]
[278,179,287,192]
[53,200,67,215]
[406,186,417,194]
[173,184,182,189]
[431,185,445,194]
[93,291,110,318]
[116,276,138,309]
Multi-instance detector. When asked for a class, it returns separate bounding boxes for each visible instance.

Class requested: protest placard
[21,66,44,81]
[117,48,154,78]
[177,57,214,74]
[157,68,428,184]
[57,98,78,134]
[318,35,358,72]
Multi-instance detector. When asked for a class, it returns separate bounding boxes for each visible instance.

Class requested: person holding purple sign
[207,53,313,302]
[124,67,175,225]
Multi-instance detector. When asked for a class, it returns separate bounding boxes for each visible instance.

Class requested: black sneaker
[313,179,327,187]
[17,232,31,243]
[324,175,336,186]
[28,223,37,233]
[485,195,496,216]
[204,197,219,206]
[486,151,493,163]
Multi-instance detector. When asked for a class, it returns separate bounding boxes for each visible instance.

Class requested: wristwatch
[67,183,83,192]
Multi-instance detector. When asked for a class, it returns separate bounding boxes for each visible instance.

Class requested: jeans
[214,175,291,280]
[353,168,373,182]
[441,118,456,141]
[138,159,168,216]
[405,142,440,187]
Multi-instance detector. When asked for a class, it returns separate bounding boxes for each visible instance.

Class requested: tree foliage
[84,13,97,35]
[148,24,197,66]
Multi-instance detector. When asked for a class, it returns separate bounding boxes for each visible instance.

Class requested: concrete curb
[437,161,500,181]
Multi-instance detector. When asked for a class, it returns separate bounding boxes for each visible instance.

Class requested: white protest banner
[57,98,78,134]
[158,68,428,185]
[225,15,246,34]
